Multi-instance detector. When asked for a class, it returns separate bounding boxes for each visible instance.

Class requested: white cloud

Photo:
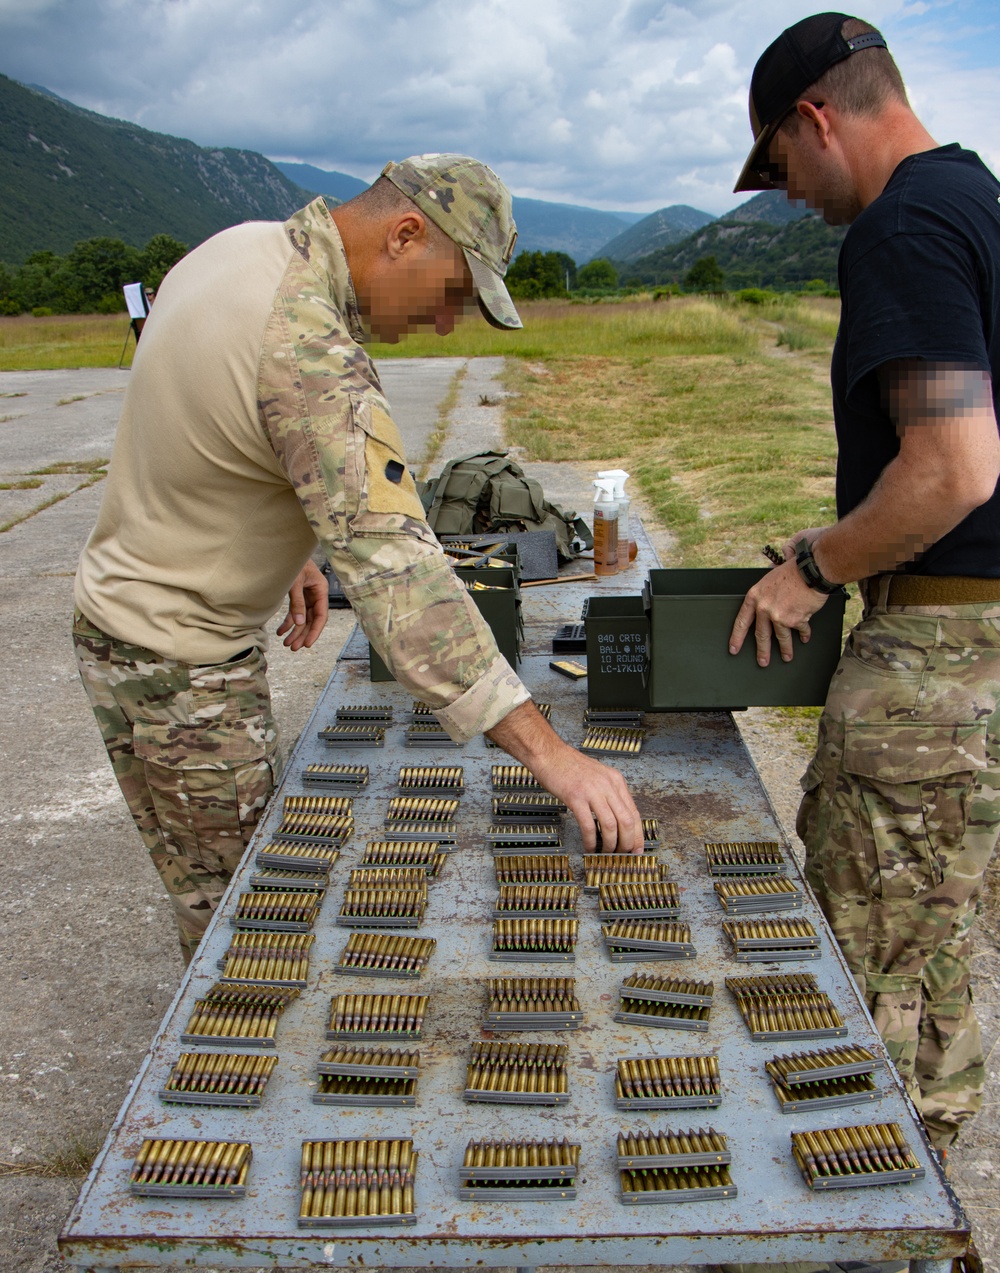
[0,0,998,216]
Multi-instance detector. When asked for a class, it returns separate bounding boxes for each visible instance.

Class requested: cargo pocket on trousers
[133,715,278,869]
[842,720,987,901]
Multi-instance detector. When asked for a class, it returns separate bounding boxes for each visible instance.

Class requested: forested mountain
[0,75,313,263]
[595,204,717,263]
[273,161,366,202]
[620,208,846,291]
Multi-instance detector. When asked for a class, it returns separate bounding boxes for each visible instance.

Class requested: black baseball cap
[734,12,888,193]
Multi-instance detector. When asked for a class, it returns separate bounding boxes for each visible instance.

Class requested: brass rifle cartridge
[616,1125,731,1169]
[328,993,427,1038]
[130,1139,252,1197]
[303,763,369,790]
[714,875,803,913]
[386,795,459,823]
[790,1123,923,1189]
[602,919,695,960]
[398,765,464,792]
[160,1052,277,1107]
[464,1041,569,1105]
[318,723,386,747]
[493,884,579,916]
[220,931,314,985]
[614,1054,720,1109]
[487,823,562,850]
[334,932,436,978]
[492,793,566,821]
[458,1137,580,1200]
[581,725,644,755]
[490,917,579,960]
[598,880,680,918]
[299,1140,416,1226]
[283,794,353,817]
[337,887,427,928]
[361,841,449,874]
[705,841,785,875]
[494,854,574,885]
[232,888,322,932]
[180,983,299,1047]
[723,917,821,962]
[404,720,462,748]
[335,705,393,723]
[491,764,544,791]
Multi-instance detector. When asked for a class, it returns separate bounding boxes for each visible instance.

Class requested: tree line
[0,234,188,316]
[506,250,813,297]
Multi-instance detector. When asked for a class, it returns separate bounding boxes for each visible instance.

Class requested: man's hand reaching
[486,701,644,853]
[277,559,329,651]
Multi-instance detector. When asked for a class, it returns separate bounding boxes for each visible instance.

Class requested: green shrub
[32,306,54,317]
[735,287,781,305]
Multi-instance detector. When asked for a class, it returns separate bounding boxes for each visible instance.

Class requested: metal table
[60,525,969,1272]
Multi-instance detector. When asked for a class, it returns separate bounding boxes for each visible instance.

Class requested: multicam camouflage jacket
[76,197,527,742]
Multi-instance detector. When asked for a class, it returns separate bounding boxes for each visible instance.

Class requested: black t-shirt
[832,144,1000,575]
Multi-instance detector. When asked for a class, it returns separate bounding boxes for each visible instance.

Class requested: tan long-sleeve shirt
[75,198,528,741]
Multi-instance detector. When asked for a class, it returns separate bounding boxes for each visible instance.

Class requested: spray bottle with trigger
[597,469,636,568]
[592,478,619,577]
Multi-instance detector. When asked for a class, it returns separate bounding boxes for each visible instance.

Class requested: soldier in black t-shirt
[730,12,1000,1156]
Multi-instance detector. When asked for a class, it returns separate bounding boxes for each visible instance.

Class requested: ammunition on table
[598,880,680,919]
[722,917,821,961]
[494,855,574,886]
[271,811,354,845]
[318,724,386,748]
[318,1045,419,1078]
[130,1139,252,1197]
[486,824,563,851]
[492,793,566,821]
[255,841,340,873]
[298,1139,417,1226]
[458,1137,580,1200]
[726,974,846,1040]
[705,841,786,875]
[602,919,695,960]
[360,841,449,874]
[765,1044,880,1112]
[618,1158,735,1204]
[410,700,435,718]
[404,721,463,748]
[581,725,644,755]
[385,795,458,826]
[335,705,393,724]
[219,931,314,985]
[485,976,582,1030]
[493,884,579,916]
[337,886,427,928]
[464,1040,569,1105]
[714,875,803,913]
[490,917,579,961]
[398,765,464,792]
[550,659,587,680]
[249,867,329,891]
[614,1054,721,1110]
[313,1073,417,1107]
[334,933,436,978]
[283,794,353,817]
[491,764,544,792]
[231,888,323,932]
[616,1125,730,1168]
[349,867,428,889]
[159,1052,277,1107]
[790,1123,923,1189]
[327,993,428,1039]
[303,762,369,790]
[615,974,714,1032]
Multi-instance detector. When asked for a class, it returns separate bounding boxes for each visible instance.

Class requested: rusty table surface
[60,526,968,1271]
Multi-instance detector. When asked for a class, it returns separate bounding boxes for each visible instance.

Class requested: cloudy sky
[1,0,997,216]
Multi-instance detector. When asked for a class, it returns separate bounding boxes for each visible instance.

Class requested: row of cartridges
[128,1121,924,1210]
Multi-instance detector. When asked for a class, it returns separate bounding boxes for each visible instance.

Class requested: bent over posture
[74,154,642,964]
[730,15,1000,1151]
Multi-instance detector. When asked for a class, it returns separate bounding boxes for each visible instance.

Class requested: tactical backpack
[420,450,592,564]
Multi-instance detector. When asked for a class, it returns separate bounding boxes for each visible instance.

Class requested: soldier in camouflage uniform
[74,154,642,963]
[729,16,1000,1150]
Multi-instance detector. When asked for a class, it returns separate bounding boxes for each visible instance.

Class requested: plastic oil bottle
[592,478,619,576]
[598,469,637,568]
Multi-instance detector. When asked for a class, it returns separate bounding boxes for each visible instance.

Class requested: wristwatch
[795,538,839,594]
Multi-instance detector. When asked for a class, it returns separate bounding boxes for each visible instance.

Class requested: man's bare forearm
[486,701,644,853]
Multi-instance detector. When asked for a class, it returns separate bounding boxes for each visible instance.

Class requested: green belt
[865,573,1000,606]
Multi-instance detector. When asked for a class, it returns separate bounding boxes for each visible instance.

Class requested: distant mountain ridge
[273,165,651,262]
[0,74,313,263]
[594,205,717,263]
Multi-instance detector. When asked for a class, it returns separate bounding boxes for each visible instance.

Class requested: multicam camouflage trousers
[799,586,1000,1147]
[73,610,282,964]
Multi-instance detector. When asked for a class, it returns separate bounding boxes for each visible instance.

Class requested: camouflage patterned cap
[381,154,522,330]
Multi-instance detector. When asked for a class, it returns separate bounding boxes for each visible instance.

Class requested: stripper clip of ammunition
[298,1138,417,1227]
[458,1137,580,1201]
